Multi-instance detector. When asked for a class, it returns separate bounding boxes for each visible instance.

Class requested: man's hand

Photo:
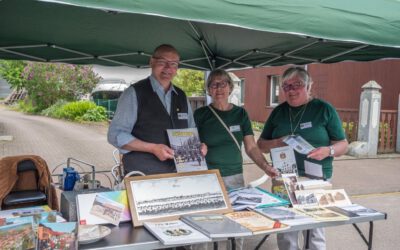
[152,144,175,161]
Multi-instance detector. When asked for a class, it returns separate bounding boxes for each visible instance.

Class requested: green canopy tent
[1,0,400,70]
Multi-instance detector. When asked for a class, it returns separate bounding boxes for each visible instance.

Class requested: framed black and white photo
[124,170,232,226]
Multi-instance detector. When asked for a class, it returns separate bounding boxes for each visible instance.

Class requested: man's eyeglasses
[208,81,228,89]
[282,81,305,92]
[152,57,179,69]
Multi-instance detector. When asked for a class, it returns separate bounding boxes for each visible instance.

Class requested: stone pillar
[357,81,382,156]
[397,94,400,152]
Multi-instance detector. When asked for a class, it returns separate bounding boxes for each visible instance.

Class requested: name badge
[300,121,312,130]
[229,125,241,132]
[177,113,188,120]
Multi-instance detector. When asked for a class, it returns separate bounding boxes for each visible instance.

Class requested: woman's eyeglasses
[152,57,179,69]
[282,81,305,92]
[208,81,228,89]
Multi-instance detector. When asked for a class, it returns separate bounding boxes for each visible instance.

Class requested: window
[240,78,245,105]
[269,75,280,106]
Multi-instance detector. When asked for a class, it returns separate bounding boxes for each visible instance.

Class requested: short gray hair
[206,69,234,89]
[281,66,313,89]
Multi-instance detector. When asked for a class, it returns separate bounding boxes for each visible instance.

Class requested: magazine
[143,220,211,245]
[38,222,77,250]
[0,205,51,219]
[224,211,289,235]
[167,128,207,172]
[294,189,351,208]
[296,207,349,221]
[334,204,383,217]
[0,217,36,250]
[228,187,289,211]
[281,173,300,206]
[270,146,298,175]
[180,214,252,238]
[253,206,316,226]
[283,135,315,154]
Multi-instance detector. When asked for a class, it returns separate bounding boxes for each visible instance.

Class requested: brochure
[0,205,51,219]
[296,207,349,222]
[143,220,211,245]
[180,214,252,238]
[228,187,289,211]
[335,204,383,217]
[253,206,316,226]
[283,135,315,154]
[167,128,207,172]
[38,222,77,250]
[294,189,351,208]
[281,173,300,206]
[270,146,298,175]
[225,211,290,235]
[0,217,36,250]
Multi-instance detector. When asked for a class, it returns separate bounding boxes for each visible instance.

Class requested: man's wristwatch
[329,145,335,157]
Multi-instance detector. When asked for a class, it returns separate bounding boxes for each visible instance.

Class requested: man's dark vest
[122,78,189,175]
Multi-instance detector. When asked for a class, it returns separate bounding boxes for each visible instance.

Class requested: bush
[40,100,107,121]
[41,100,68,118]
[17,98,38,114]
[79,106,108,122]
[251,121,265,132]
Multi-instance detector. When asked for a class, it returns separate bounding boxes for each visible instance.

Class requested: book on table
[180,214,252,238]
[294,189,352,208]
[331,204,383,217]
[296,207,349,222]
[167,128,207,172]
[228,187,290,211]
[270,146,298,175]
[224,211,290,235]
[143,220,211,245]
[38,222,78,250]
[253,206,316,226]
[0,216,36,250]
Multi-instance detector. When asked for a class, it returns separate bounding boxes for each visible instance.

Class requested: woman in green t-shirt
[194,69,278,190]
[257,66,348,250]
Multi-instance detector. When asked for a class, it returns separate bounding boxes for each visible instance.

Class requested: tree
[21,62,101,111]
[0,60,27,90]
[173,69,205,96]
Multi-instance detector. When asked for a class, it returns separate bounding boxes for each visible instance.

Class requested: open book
[167,128,207,172]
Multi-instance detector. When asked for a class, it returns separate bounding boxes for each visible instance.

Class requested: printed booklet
[0,216,36,250]
[180,214,252,238]
[224,211,289,235]
[228,187,289,211]
[143,220,211,245]
[167,128,207,172]
[283,135,315,154]
[38,222,78,250]
[253,206,316,226]
[270,146,298,175]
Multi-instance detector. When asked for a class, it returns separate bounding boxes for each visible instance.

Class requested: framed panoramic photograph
[124,170,232,226]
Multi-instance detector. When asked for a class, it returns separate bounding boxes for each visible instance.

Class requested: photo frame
[124,170,232,227]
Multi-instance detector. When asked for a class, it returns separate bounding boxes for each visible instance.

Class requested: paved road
[1,106,399,249]
[0,106,115,174]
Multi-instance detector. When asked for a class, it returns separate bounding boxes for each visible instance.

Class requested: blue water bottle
[64,168,80,191]
[62,167,74,190]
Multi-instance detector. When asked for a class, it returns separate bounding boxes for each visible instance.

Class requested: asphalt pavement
[1,106,399,250]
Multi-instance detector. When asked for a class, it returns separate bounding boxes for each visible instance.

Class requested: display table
[80,212,387,250]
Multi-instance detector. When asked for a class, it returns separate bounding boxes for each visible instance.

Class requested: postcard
[89,194,124,226]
